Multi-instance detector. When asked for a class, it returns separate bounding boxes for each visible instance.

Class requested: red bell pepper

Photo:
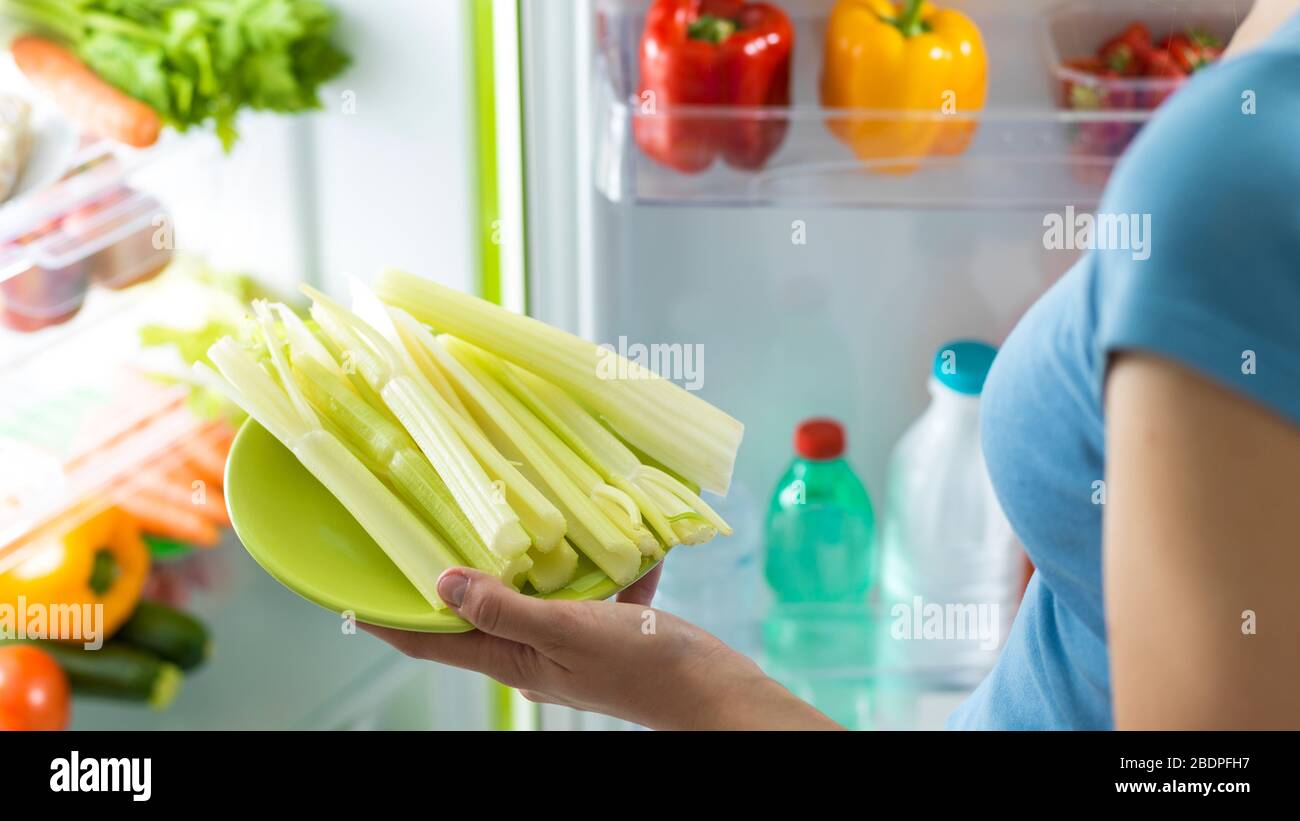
[634,0,794,173]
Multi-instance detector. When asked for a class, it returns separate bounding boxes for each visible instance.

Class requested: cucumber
[144,534,193,560]
[116,600,211,671]
[32,641,182,709]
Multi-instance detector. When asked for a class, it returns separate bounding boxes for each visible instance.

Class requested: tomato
[0,645,72,731]
[0,708,29,730]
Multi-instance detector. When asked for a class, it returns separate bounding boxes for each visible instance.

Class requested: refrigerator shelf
[0,140,189,333]
[66,531,449,731]
[593,0,1238,209]
[0,52,206,333]
[0,268,237,553]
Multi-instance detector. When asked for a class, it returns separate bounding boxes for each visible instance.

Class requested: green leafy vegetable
[137,257,294,423]
[2,0,350,149]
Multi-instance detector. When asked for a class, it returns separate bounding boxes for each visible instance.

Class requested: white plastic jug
[878,341,1021,687]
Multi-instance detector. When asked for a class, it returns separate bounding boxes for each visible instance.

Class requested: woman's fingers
[359,623,552,691]
[438,567,578,652]
[615,562,662,606]
[360,567,586,690]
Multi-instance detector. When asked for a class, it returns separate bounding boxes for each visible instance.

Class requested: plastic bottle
[762,418,876,729]
[878,340,1020,689]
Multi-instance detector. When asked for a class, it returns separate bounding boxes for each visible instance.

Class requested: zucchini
[33,641,182,709]
[116,600,210,671]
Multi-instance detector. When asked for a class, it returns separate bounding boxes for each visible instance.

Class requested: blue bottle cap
[932,340,998,396]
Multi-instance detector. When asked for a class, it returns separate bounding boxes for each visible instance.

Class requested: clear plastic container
[59,186,173,289]
[0,83,180,332]
[0,220,89,332]
[1042,1,1240,164]
[0,183,172,331]
[0,279,220,550]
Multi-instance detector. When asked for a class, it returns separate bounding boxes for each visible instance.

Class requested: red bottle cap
[794,418,845,460]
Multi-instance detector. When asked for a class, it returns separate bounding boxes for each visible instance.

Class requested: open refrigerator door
[520,0,1244,729]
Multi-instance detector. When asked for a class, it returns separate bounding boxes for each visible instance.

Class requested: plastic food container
[1043,1,1239,162]
[59,187,173,290]
[0,221,89,332]
[0,186,171,331]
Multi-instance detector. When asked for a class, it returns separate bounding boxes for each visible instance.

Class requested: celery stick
[388,306,473,421]
[292,430,461,607]
[464,346,681,548]
[526,540,579,594]
[304,287,534,559]
[289,355,530,584]
[511,362,731,536]
[506,362,722,545]
[431,334,638,564]
[559,505,642,586]
[388,449,532,583]
[638,478,717,546]
[445,337,662,556]
[376,268,744,495]
[202,334,460,611]
[330,284,566,554]
[594,492,662,557]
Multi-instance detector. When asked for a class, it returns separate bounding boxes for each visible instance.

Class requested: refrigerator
[0,0,1237,730]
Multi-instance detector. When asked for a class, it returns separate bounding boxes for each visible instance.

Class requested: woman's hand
[362,567,840,730]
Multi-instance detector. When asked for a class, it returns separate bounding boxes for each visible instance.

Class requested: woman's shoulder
[1089,40,1300,437]
[1104,45,1300,220]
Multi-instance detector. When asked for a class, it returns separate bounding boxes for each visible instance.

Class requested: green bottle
[763,418,877,728]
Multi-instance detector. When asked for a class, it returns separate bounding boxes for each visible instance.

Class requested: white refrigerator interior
[2,0,1210,729]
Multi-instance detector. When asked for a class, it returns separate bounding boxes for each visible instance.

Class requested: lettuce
[2,0,350,149]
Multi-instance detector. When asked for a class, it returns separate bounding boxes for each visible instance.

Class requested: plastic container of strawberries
[1042,1,1240,162]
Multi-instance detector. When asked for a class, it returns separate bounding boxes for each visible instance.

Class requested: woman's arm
[1104,352,1300,729]
[363,567,841,730]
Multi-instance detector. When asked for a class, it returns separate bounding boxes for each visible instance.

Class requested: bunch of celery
[199,275,743,607]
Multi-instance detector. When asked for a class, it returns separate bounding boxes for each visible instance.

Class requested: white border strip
[492,0,527,315]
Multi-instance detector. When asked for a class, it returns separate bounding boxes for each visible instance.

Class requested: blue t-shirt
[949,15,1300,729]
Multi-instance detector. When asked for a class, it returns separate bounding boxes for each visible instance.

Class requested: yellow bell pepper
[821,0,988,173]
[0,503,149,641]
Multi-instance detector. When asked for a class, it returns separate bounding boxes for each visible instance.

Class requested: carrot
[11,36,162,148]
[205,422,237,452]
[199,486,229,526]
[159,464,230,527]
[125,468,228,526]
[116,491,220,548]
[180,425,233,490]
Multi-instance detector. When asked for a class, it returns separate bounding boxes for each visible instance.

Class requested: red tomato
[0,708,29,731]
[0,645,71,731]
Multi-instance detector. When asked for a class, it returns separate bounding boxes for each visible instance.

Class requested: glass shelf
[592,0,1236,209]
[68,532,427,730]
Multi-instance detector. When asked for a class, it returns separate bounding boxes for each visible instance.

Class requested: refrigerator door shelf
[593,0,1239,209]
[759,589,1025,730]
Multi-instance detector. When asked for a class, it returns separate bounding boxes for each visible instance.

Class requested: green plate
[225,419,663,632]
